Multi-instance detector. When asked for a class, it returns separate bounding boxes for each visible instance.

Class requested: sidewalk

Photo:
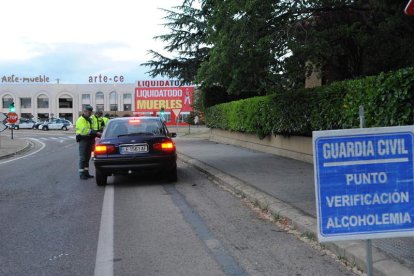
[0,132,30,159]
[175,135,414,276]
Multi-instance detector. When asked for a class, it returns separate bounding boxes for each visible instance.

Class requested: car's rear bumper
[93,154,176,175]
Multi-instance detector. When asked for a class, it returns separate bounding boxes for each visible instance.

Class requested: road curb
[0,138,31,160]
[178,152,414,276]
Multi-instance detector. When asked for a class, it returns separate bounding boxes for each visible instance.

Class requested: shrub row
[205,67,414,138]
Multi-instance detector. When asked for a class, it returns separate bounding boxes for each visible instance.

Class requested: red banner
[135,86,194,113]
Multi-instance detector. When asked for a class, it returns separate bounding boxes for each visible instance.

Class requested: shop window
[96,104,104,112]
[123,104,131,111]
[59,98,73,108]
[37,97,49,108]
[110,104,118,111]
[123,93,132,101]
[37,113,49,121]
[20,113,32,119]
[20,98,31,108]
[2,96,13,109]
[96,92,104,101]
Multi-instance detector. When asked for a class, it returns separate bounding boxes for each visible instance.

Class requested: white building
[0,83,135,123]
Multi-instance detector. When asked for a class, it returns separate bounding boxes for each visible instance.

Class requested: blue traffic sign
[313,126,414,242]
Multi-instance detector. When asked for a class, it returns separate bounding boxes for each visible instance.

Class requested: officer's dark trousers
[78,138,93,175]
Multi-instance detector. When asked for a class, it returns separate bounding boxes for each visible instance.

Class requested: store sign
[136,80,192,87]
[135,82,194,113]
[88,74,124,83]
[313,126,414,242]
[1,75,50,83]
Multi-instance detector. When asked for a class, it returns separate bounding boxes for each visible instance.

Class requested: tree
[142,0,210,83]
[284,0,414,85]
[197,0,279,96]
[145,0,414,99]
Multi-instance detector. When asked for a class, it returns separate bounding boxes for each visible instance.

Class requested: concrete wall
[209,129,313,164]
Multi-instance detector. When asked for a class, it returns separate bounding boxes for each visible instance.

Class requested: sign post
[172,108,181,133]
[7,112,18,140]
[313,125,414,273]
[359,106,373,276]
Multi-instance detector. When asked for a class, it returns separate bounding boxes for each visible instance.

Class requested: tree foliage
[144,0,414,97]
[197,0,280,95]
[142,0,210,83]
[287,0,414,85]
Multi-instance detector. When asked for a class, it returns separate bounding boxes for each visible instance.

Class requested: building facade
[0,82,194,125]
[0,83,136,123]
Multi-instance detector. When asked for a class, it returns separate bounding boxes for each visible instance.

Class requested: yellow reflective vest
[90,115,98,131]
[75,115,93,136]
[102,117,109,127]
[91,115,104,131]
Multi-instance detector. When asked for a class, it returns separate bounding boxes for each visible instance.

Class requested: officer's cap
[84,105,93,111]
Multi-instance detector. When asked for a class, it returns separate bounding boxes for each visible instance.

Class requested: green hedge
[205,67,414,138]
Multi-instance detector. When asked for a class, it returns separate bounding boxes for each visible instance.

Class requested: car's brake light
[162,142,174,149]
[153,142,175,152]
[94,144,115,155]
[128,119,141,124]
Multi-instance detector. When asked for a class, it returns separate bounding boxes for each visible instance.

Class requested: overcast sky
[0,0,184,84]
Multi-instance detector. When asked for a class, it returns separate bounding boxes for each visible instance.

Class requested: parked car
[6,118,37,130]
[33,120,47,129]
[93,117,177,186]
[39,118,73,131]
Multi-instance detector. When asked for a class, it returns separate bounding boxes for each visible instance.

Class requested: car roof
[110,116,162,122]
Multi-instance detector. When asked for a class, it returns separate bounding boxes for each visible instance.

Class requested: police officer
[103,113,110,128]
[98,111,105,131]
[76,105,98,180]
[91,110,104,132]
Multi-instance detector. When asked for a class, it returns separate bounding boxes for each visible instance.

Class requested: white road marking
[94,185,114,276]
[0,138,46,165]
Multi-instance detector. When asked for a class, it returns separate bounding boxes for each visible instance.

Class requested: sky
[0,0,184,84]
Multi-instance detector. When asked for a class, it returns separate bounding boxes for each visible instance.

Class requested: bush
[205,67,414,138]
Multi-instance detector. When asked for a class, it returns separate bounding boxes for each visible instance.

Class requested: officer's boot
[80,172,89,180]
[85,168,94,178]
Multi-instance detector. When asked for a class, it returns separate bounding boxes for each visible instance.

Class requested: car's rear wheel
[42,126,48,131]
[14,125,19,130]
[96,169,107,186]
[62,126,68,131]
[167,164,178,182]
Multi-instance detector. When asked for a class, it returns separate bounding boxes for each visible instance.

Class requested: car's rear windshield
[104,119,164,138]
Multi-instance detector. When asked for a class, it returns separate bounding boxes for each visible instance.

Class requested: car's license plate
[120,144,148,154]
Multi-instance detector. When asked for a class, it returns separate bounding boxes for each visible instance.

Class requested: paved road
[0,131,356,275]
[175,136,414,275]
